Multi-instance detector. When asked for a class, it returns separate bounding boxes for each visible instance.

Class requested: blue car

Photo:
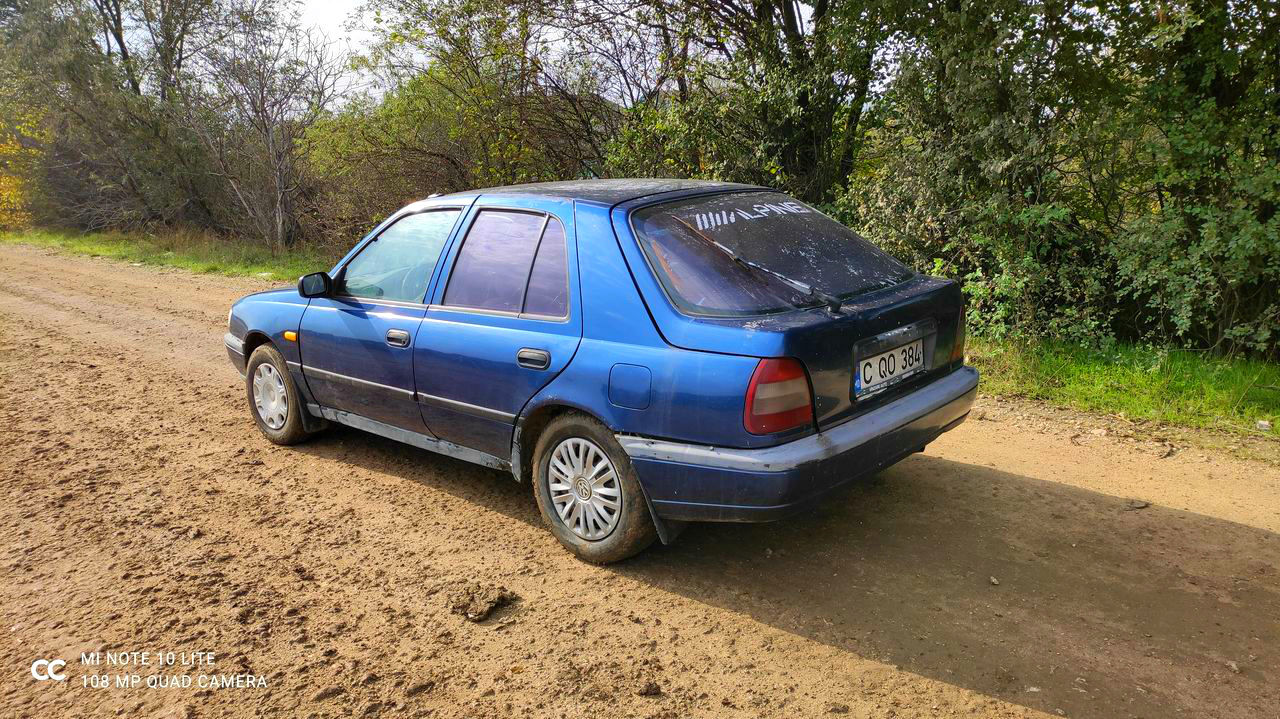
[225,180,978,562]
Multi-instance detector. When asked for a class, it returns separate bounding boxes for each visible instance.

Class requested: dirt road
[1,243,1277,719]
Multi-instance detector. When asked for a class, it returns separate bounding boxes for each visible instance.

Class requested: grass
[0,227,333,282]
[968,337,1279,436]
[3,228,1277,436]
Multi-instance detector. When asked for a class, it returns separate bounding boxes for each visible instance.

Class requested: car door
[414,198,582,459]
[300,207,463,431]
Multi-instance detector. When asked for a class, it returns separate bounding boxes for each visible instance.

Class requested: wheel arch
[511,401,596,483]
[241,331,326,433]
[242,330,273,359]
[512,400,684,546]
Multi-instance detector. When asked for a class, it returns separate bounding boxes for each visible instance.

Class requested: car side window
[522,217,568,317]
[338,209,459,302]
[443,210,569,317]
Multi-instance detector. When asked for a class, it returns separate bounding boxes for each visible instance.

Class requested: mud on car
[225,180,977,563]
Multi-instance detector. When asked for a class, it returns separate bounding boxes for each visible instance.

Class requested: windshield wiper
[671,216,844,313]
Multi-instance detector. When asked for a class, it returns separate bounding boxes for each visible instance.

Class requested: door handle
[385,329,411,348]
[516,348,551,370]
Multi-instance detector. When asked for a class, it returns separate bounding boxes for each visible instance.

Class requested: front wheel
[532,413,657,564]
[245,344,314,446]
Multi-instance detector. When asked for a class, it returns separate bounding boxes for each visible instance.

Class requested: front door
[414,199,582,459]
[300,207,462,431]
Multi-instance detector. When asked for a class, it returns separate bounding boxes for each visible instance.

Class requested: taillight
[744,358,814,435]
[950,310,967,364]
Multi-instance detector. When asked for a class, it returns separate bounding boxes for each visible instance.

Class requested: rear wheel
[532,413,657,563]
[245,344,313,446]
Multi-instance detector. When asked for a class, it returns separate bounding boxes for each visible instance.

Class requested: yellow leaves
[0,121,43,230]
[0,173,32,230]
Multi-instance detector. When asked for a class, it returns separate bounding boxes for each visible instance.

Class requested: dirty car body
[226,180,978,555]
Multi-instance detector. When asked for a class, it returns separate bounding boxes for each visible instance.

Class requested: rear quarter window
[523,218,569,317]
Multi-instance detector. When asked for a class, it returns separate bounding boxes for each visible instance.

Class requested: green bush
[837,1,1279,356]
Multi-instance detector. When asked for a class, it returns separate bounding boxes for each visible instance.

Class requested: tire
[532,412,658,564]
[245,343,313,446]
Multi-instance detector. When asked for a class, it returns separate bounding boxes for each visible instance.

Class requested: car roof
[436,178,764,205]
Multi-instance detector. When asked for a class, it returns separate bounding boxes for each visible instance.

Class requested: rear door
[300,207,462,431]
[413,197,581,459]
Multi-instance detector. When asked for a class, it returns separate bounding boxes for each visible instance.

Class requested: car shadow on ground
[297,427,1278,719]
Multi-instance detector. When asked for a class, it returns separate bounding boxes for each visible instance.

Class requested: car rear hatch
[649,276,965,429]
[623,189,966,431]
[785,276,964,428]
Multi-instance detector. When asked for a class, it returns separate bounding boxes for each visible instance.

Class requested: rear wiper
[671,216,844,313]
[737,256,844,313]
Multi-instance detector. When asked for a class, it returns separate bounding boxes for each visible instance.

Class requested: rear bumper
[619,366,978,522]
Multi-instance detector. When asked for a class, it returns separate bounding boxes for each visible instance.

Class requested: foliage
[838,2,1121,344]
[300,0,625,243]
[0,228,333,281]
[838,0,1278,355]
[968,336,1280,435]
[1106,1,1280,354]
[605,0,893,203]
[181,3,346,249]
[1,0,1277,356]
[0,69,43,229]
[1,0,342,246]
[302,77,469,248]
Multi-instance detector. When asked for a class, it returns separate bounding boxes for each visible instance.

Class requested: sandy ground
[0,243,1276,719]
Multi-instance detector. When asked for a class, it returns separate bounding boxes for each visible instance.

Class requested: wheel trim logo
[574,478,591,500]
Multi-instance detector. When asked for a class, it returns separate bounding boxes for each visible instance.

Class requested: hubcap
[252,363,288,430]
[548,437,621,541]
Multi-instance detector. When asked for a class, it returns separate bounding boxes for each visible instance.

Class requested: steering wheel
[398,263,431,303]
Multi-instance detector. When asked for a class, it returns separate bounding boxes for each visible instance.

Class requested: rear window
[631,191,911,317]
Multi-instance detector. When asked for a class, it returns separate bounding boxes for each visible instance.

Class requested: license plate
[856,339,925,396]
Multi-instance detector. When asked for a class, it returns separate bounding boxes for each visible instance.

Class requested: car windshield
[631,191,912,317]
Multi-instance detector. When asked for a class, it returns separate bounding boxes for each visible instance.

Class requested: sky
[299,0,372,49]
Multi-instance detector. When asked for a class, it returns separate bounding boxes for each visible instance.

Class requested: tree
[603,0,897,203]
[5,0,228,228]
[182,1,346,248]
[1105,0,1280,352]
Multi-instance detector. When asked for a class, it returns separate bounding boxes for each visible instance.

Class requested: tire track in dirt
[1,243,1276,718]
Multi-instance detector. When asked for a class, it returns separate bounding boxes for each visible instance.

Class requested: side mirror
[298,271,332,298]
